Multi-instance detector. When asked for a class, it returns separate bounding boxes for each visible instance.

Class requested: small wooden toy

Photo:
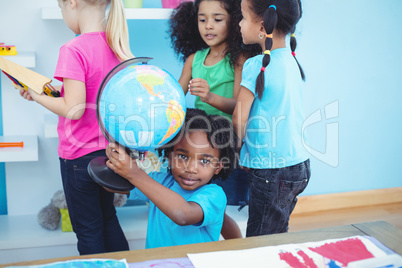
[0,43,17,56]
[0,56,60,97]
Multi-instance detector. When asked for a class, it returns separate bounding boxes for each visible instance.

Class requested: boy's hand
[188,78,211,103]
[106,143,142,183]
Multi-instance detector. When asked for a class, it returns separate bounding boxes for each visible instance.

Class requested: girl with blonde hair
[20,0,133,254]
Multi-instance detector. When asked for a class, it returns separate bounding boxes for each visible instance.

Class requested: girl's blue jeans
[246,159,311,237]
[59,150,129,255]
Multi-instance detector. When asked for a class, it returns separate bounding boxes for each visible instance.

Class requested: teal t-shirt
[129,172,227,248]
[239,48,310,169]
[192,48,234,119]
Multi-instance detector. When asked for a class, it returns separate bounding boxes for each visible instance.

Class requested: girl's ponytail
[106,0,134,61]
[256,5,277,99]
[290,33,305,81]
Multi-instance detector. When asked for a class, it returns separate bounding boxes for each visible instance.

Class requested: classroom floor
[289,202,402,232]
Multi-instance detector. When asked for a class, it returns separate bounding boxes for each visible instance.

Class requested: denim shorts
[246,159,311,237]
[213,168,249,206]
[59,150,129,255]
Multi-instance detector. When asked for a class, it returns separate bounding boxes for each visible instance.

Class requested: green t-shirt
[192,48,234,119]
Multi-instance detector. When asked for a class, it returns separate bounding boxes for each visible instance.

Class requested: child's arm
[26,78,86,119]
[189,54,248,115]
[178,54,195,95]
[106,143,205,226]
[233,86,254,149]
[221,213,243,239]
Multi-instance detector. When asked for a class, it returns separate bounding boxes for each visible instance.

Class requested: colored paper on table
[188,236,396,268]
[129,257,194,268]
[347,253,402,267]
[5,258,128,268]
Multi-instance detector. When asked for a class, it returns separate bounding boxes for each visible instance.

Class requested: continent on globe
[134,65,165,97]
[98,59,187,154]
[159,100,185,145]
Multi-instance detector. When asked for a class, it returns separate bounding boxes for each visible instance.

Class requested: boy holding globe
[106,108,238,248]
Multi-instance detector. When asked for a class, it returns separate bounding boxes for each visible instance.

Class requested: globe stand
[88,156,135,192]
[88,147,148,192]
[88,57,152,192]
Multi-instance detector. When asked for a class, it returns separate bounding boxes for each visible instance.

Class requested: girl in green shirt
[169,0,260,239]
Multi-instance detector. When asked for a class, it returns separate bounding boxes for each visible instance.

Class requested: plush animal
[37,152,161,230]
[37,190,127,230]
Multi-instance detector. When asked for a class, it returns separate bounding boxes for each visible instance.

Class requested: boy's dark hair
[157,108,238,181]
[249,0,305,99]
[168,0,261,67]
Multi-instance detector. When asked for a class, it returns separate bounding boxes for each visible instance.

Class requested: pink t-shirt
[54,32,120,159]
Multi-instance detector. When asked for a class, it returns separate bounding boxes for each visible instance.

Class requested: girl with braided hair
[233,0,311,237]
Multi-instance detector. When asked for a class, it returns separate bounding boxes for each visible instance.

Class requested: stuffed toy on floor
[38,151,161,231]
[37,190,127,231]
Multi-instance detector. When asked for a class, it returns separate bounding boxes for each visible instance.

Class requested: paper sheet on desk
[188,236,394,268]
[128,257,193,268]
[5,258,128,268]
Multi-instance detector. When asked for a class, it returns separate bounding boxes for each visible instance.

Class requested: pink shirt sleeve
[54,45,86,83]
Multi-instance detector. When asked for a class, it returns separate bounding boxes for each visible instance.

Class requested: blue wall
[1,0,400,213]
[0,75,7,215]
[295,0,402,194]
[129,0,402,196]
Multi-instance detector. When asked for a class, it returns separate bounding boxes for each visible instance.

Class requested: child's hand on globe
[106,143,145,183]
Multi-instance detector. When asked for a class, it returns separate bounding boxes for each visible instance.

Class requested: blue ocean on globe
[98,62,186,153]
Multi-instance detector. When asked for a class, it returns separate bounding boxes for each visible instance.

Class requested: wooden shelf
[42,7,173,20]
[0,205,148,264]
[0,135,38,162]
[125,8,173,19]
[1,52,36,68]
[0,206,148,251]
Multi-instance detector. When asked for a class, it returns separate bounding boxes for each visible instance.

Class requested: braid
[290,33,305,81]
[256,6,277,99]
[249,0,305,93]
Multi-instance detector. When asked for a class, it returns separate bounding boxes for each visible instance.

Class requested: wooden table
[2,221,401,267]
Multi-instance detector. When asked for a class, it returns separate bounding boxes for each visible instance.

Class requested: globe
[98,57,186,158]
[88,57,186,191]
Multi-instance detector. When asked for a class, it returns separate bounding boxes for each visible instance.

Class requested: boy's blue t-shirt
[129,172,227,249]
[240,48,309,169]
